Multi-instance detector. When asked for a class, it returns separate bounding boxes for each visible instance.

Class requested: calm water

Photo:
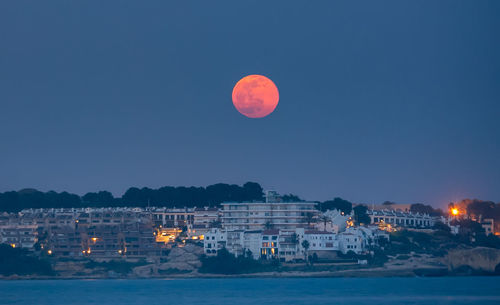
[1,277,499,305]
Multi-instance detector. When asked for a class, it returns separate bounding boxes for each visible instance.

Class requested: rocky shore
[2,245,500,280]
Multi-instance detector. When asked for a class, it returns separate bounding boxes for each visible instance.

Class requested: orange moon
[232,75,279,118]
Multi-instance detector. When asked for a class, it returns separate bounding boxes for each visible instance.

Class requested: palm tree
[320,215,329,230]
[304,212,315,228]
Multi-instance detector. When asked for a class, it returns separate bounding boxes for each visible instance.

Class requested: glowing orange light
[232,75,279,118]
[47,250,53,255]
[451,208,459,216]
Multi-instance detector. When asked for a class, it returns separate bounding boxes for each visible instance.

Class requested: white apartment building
[242,230,263,259]
[203,226,382,261]
[193,207,219,227]
[221,199,318,231]
[302,230,338,252]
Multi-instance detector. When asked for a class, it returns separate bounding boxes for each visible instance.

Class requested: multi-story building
[203,226,386,261]
[47,222,167,258]
[242,230,262,259]
[338,232,363,254]
[481,218,495,235]
[0,224,38,248]
[193,207,219,227]
[221,192,318,231]
[204,228,227,255]
[367,209,435,228]
[302,230,338,252]
[278,230,300,262]
[260,229,279,260]
[151,208,194,227]
[187,207,220,240]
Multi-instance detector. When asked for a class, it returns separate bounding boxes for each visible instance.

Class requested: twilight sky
[1,1,499,208]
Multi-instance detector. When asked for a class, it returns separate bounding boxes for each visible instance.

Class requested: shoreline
[3,266,487,281]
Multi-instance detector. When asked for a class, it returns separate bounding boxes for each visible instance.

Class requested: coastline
[0,266,461,280]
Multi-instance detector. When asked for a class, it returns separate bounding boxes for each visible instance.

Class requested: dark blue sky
[1,1,499,208]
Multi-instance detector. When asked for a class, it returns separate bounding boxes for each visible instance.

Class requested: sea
[1,277,499,305]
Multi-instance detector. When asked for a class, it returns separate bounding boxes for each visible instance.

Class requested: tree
[0,182,268,212]
[199,248,271,274]
[410,203,443,216]
[245,249,253,258]
[0,244,53,276]
[301,240,310,262]
[466,200,495,221]
[319,215,329,229]
[242,182,264,202]
[458,219,485,235]
[311,253,319,264]
[433,221,451,234]
[319,197,352,214]
[353,205,371,225]
[0,189,82,212]
[282,194,303,202]
[82,191,115,206]
[302,212,315,227]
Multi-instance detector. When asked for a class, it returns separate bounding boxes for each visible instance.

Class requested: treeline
[409,203,444,216]
[0,182,264,212]
[450,199,500,222]
[199,248,277,274]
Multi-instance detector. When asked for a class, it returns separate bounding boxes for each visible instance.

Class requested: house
[338,232,362,254]
[260,229,280,260]
[481,219,495,235]
[203,228,227,255]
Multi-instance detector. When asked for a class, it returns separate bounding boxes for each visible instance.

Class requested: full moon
[232,74,279,118]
